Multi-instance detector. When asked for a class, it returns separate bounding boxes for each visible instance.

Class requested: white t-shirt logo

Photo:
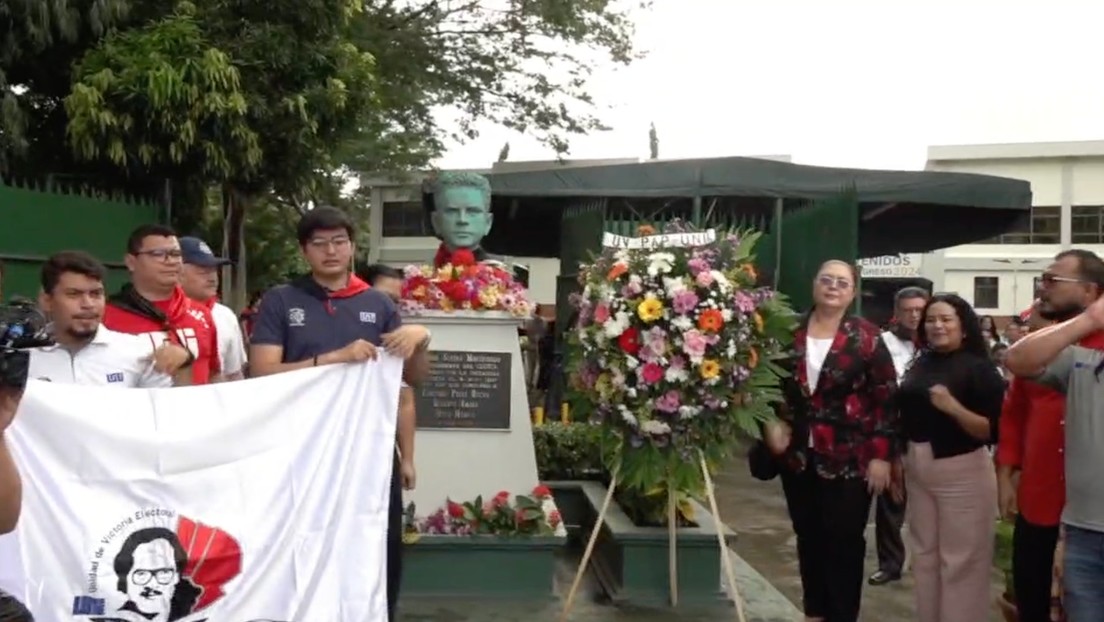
[360,312,376,324]
[288,308,306,327]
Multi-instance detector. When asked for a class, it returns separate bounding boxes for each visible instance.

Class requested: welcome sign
[0,359,402,622]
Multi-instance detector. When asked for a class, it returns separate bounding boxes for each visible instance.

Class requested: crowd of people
[756,250,1104,622]
[0,206,428,621]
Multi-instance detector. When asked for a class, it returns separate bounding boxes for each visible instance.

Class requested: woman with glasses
[763,260,898,622]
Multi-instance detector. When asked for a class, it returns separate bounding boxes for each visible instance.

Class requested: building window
[381,201,431,237]
[1072,205,1104,244]
[973,276,999,309]
[984,206,1061,244]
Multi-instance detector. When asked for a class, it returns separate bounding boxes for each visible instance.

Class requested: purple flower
[687,257,710,275]
[733,290,756,313]
[732,366,751,382]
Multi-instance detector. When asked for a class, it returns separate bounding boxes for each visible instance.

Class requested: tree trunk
[220,184,249,311]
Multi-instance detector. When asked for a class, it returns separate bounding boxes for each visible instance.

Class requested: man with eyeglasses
[1004,249,1104,622]
[104,224,222,385]
[249,207,429,622]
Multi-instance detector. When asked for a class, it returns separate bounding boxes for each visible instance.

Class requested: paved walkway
[402,455,1003,621]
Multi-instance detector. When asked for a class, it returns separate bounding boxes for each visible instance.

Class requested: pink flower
[682,329,709,359]
[640,363,664,384]
[640,327,668,361]
[655,390,681,413]
[671,290,699,315]
[594,303,611,323]
[688,257,709,275]
[733,291,756,313]
[695,270,715,288]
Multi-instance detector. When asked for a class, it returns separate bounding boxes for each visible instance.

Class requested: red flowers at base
[433,243,478,268]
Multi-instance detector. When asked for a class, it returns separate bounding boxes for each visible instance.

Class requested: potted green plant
[994,519,1017,622]
[532,422,606,537]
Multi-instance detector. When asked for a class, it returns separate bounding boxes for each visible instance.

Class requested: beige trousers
[905,442,997,622]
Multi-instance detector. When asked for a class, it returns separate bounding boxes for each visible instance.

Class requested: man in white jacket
[178,237,247,381]
[869,286,929,586]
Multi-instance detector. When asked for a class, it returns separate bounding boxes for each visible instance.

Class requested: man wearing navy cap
[179,237,247,381]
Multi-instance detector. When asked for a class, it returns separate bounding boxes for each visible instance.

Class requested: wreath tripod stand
[558,451,747,622]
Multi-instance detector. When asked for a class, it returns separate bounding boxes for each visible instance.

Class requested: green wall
[0,182,163,299]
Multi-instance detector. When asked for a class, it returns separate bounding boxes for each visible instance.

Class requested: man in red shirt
[997,251,1104,622]
[103,224,221,385]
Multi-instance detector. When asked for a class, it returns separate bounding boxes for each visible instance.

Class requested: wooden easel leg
[699,450,747,622]
[668,482,679,607]
[559,469,619,622]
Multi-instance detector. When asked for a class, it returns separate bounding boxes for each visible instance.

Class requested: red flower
[548,510,562,528]
[641,362,664,384]
[446,500,464,518]
[617,327,641,355]
[493,490,511,506]
[451,248,477,266]
[532,484,551,499]
[433,243,451,269]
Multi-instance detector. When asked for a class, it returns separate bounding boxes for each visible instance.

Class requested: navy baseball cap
[180,237,231,267]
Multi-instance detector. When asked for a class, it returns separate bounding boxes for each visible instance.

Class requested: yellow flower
[438,264,454,280]
[637,296,664,323]
[420,265,434,278]
[478,289,500,308]
[412,285,427,299]
[439,297,454,311]
[753,312,764,333]
[700,359,721,380]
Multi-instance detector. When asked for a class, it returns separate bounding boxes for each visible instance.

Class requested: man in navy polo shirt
[249,207,429,621]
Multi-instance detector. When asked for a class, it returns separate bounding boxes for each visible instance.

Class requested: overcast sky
[436,0,1104,171]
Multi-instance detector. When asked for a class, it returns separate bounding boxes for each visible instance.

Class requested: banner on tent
[0,358,403,622]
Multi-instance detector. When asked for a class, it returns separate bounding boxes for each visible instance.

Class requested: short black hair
[1055,249,1104,293]
[41,251,106,293]
[297,206,354,246]
[894,286,929,307]
[126,223,177,255]
[363,264,403,286]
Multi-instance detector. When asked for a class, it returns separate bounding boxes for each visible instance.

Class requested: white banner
[0,358,403,622]
[601,229,717,249]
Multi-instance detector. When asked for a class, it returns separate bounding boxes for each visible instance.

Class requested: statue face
[431,186,492,250]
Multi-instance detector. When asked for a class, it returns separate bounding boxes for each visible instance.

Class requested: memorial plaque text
[414,350,511,429]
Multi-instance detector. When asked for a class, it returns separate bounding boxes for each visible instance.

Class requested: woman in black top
[894,294,1004,622]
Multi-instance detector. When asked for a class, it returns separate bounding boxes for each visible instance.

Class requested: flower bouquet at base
[400,248,534,317]
[568,221,796,510]
[401,484,565,543]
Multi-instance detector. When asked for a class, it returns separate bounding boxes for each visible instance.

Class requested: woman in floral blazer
[763,259,899,622]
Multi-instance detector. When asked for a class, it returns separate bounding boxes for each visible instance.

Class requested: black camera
[0,298,53,389]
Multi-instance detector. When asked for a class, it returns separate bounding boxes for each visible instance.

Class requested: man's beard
[1038,301,1084,322]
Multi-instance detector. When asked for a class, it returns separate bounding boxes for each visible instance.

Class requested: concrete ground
[402,456,1002,621]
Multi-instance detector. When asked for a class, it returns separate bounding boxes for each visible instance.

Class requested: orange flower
[637,223,656,236]
[747,347,759,369]
[742,263,758,282]
[697,308,725,332]
[607,262,628,281]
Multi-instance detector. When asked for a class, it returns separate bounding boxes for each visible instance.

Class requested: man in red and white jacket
[103,224,221,385]
[177,236,246,381]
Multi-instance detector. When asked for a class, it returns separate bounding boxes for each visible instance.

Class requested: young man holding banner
[250,207,429,622]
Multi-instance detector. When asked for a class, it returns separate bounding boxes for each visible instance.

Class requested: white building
[910,140,1104,316]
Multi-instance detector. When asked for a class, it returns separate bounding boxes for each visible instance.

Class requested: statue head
[426,172,493,250]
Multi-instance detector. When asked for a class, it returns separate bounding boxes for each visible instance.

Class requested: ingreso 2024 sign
[858,254,923,278]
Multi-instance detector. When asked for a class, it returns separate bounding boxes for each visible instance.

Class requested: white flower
[641,419,671,436]
[620,408,638,428]
[711,270,731,293]
[662,276,686,296]
[665,367,689,383]
[614,249,630,262]
[726,340,737,358]
[647,252,676,277]
[626,388,638,398]
[678,405,702,419]
[671,316,693,331]
[721,308,733,322]
[625,356,639,370]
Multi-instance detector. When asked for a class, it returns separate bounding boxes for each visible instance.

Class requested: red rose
[446,500,464,518]
[493,490,511,506]
[451,249,477,266]
[617,327,641,355]
[532,484,551,499]
[641,362,664,384]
